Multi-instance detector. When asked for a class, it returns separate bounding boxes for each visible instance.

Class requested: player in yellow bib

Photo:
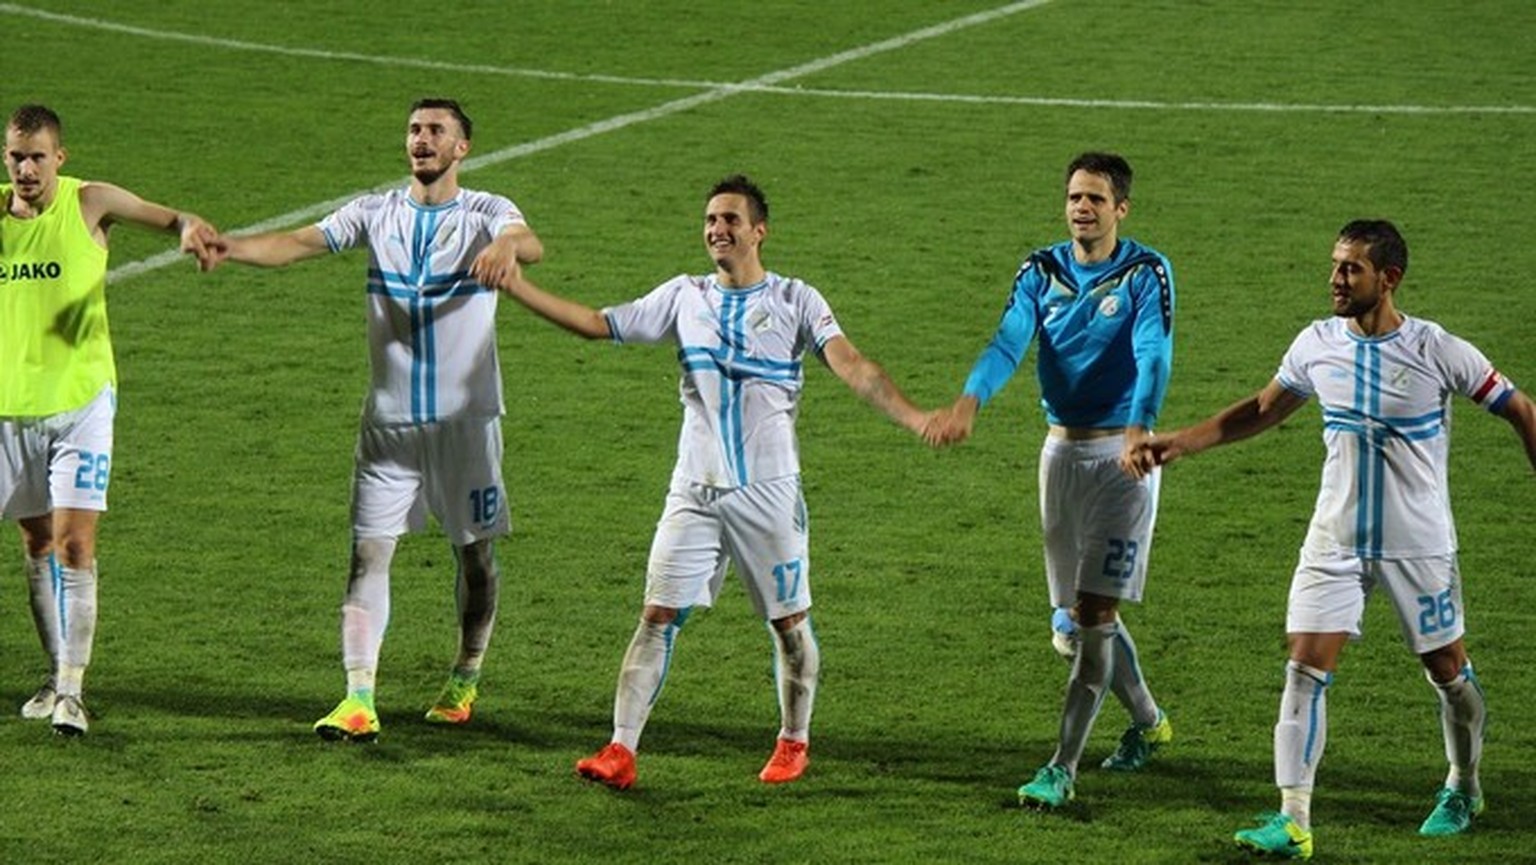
[1,104,218,735]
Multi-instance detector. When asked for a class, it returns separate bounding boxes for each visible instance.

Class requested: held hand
[201,233,233,269]
[1121,431,1180,479]
[921,409,953,447]
[490,258,525,297]
[470,234,522,290]
[923,398,977,448]
[907,409,940,439]
[180,217,222,272]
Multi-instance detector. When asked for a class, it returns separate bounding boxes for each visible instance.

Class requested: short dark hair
[1338,219,1408,276]
[410,98,472,140]
[8,104,62,139]
[1065,151,1133,203]
[708,174,768,224]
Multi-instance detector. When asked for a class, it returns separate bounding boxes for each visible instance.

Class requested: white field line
[0,0,1053,283]
[4,0,1529,281]
[5,1,1528,117]
[741,85,1536,116]
[0,2,733,91]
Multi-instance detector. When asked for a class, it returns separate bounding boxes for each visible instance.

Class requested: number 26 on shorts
[1417,589,1456,636]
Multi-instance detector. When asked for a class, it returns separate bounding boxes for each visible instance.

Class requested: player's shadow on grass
[83,681,1536,839]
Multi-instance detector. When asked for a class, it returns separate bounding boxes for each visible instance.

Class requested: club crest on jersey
[749,308,773,333]
[1389,366,1411,389]
[1097,294,1121,317]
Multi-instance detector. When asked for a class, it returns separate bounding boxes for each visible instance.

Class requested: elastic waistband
[1047,424,1125,440]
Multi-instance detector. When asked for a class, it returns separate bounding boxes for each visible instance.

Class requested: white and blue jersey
[318,188,524,425]
[1276,315,1517,559]
[963,238,1174,429]
[602,272,843,489]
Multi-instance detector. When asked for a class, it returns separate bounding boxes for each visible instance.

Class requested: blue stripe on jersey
[369,268,482,294]
[712,293,735,485]
[1322,406,1445,440]
[1351,340,1372,558]
[362,282,482,299]
[409,297,424,422]
[715,292,744,486]
[408,206,443,423]
[423,299,438,421]
[1370,346,1387,557]
[678,348,800,381]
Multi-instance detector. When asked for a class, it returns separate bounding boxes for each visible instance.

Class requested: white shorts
[1038,434,1159,607]
[0,385,116,519]
[352,414,509,546]
[644,474,810,621]
[1286,549,1464,653]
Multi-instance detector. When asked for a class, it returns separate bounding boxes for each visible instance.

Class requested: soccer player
[1129,220,1536,858]
[1,103,219,735]
[493,174,930,789]
[208,98,542,741]
[925,152,1176,808]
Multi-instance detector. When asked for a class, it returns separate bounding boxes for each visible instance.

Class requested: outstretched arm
[214,225,331,268]
[78,181,219,270]
[1498,390,1536,473]
[499,265,611,340]
[820,335,930,436]
[1125,378,1308,478]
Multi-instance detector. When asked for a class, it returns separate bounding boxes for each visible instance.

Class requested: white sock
[25,554,61,678]
[1052,620,1116,774]
[1281,788,1313,831]
[613,619,678,752]
[342,537,395,696]
[1432,662,1485,799]
[453,540,500,674]
[56,563,98,696]
[1275,661,1331,829]
[1108,618,1160,727]
[771,617,820,743]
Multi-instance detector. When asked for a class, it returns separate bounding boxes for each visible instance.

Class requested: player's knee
[52,534,95,569]
[457,539,498,582]
[1420,640,1468,685]
[770,610,808,633]
[351,536,397,579]
[643,604,685,626]
[17,516,52,558]
[1075,593,1119,627]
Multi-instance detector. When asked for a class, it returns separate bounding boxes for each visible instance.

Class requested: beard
[1332,291,1379,319]
[412,165,448,186]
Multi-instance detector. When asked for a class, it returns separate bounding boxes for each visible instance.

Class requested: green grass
[3,1,1535,862]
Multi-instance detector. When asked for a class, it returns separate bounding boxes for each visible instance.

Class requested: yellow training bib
[0,176,114,416]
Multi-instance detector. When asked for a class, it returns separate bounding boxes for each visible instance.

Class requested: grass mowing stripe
[98,0,1057,285]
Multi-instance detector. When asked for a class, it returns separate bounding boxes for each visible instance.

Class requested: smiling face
[5,123,66,212]
[1064,169,1127,259]
[405,107,469,186]
[703,192,766,283]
